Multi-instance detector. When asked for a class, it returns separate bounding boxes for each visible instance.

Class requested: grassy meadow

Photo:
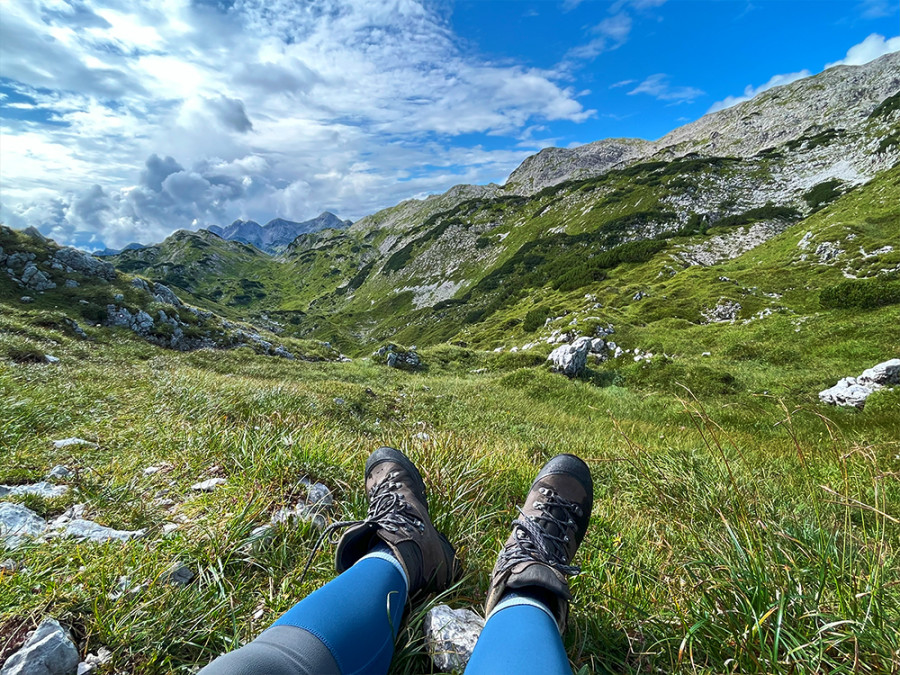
[1,302,898,674]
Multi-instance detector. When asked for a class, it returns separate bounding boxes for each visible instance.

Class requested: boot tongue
[505,561,572,601]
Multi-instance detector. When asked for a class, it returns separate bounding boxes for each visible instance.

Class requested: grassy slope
[2,159,899,674]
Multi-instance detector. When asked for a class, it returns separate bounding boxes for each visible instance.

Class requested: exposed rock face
[22,262,56,291]
[819,358,900,408]
[52,247,116,281]
[505,52,900,196]
[547,336,592,377]
[424,605,484,673]
[0,618,79,675]
[506,138,651,194]
[676,221,792,266]
[152,282,181,306]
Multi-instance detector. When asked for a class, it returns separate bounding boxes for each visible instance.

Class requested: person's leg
[466,453,593,675]
[199,546,407,675]
[198,447,461,675]
[465,594,571,675]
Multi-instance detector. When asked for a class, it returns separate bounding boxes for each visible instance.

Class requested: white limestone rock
[0,503,47,550]
[858,359,900,387]
[547,337,591,378]
[49,519,145,543]
[0,482,69,499]
[52,438,98,450]
[46,465,74,480]
[819,359,900,408]
[191,478,226,492]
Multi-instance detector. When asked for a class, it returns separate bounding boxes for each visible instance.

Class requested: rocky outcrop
[507,52,899,195]
[676,221,792,266]
[131,278,182,306]
[0,618,79,675]
[51,247,116,281]
[702,300,742,323]
[506,138,650,193]
[373,344,422,370]
[819,358,900,408]
[547,336,592,377]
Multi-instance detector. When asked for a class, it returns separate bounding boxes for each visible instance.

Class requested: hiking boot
[485,453,593,631]
[333,446,461,596]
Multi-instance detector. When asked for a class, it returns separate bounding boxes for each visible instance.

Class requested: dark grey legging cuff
[197,625,341,675]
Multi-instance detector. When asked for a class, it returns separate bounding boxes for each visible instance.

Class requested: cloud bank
[0,0,593,249]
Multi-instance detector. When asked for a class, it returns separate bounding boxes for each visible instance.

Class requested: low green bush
[803,180,843,211]
[819,276,900,309]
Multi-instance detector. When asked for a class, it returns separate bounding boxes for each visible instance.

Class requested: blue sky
[0,0,897,250]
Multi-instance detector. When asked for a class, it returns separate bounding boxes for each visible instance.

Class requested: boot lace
[496,486,583,577]
[297,471,425,583]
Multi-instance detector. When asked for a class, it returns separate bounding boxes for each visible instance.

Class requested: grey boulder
[424,605,484,672]
[0,618,79,675]
[547,336,592,377]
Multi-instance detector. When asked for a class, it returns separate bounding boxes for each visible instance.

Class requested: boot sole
[366,446,429,509]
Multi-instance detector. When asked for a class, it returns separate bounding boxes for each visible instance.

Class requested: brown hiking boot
[332,446,461,596]
[485,454,593,631]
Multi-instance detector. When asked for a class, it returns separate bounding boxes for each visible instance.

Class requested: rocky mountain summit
[207,212,352,253]
[509,51,900,193]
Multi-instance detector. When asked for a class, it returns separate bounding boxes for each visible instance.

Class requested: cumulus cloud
[825,33,900,68]
[0,0,594,249]
[628,74,705,103]
[707,70,811,113]
[708,33,899,114]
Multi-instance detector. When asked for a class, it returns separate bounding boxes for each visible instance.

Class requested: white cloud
[628,74,705,103]
[707,70,811,113]
[0,0,593,249]
[708,32,899,114]
[565,13,632,62]
[825,33,900,68]
[859,0,899,19]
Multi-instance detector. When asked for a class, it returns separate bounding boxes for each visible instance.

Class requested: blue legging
[198,552,571,675]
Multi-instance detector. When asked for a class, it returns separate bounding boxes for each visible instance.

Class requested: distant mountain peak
[204,213,351,253]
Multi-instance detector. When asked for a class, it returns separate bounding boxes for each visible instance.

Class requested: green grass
[1,296,898,673]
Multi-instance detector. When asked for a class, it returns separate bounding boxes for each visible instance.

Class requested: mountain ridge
[206,212,352,253]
